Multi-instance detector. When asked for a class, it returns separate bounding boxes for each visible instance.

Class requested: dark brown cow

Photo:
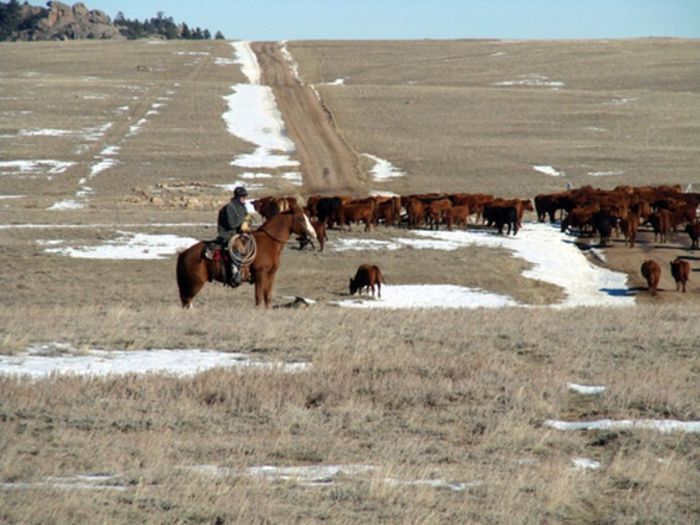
[561,206,598,235]
[641,260,661,296]
[685,222,700,250]
[349,264,385,298]
[646,210,671,243]
[670,258,690,293]
[376,199,398,227]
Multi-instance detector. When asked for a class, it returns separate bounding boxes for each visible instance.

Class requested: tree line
[114,10,224,40]
[0,1,46,40]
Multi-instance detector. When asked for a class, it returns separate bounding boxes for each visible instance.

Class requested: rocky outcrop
[15,2,124,41]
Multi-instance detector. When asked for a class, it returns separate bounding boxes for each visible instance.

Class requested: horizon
[18,0,700,41]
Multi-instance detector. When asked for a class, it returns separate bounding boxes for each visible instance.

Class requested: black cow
[484,205,519,235]
[591,211,618,247]
[315,197,342,227]
[685,222,700,250]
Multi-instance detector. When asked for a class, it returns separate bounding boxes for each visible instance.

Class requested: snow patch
[223,84,299,169]
[100,145,120,156]
[279,41,302,83]
[363,153,406,181]
[89,158,118,178]
[534,165,565,177]
[0,160,75,177]
[494,74,564,88]
[545,419,700,433]
[19,128,72,137]
[217,181,266,193]
[323,78,345,86]
[187,464,481,491]
[232,41,261,84]
[240,172,273,180]
[2,474,124,492]
[572,458,602,470]
[384,478,483,491]
[215,57,237,66]
[413,224,633,308]
[41,232,198,260]
[568,383,606,395]
[0,344,310,378]
[588,171,624,177]
[47,199,85,211]
[336,284,518,310]
[282,172,303,185]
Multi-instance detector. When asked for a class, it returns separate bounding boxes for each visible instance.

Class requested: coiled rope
[227,233,257,267]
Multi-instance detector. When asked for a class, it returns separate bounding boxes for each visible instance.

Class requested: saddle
[204,233,256,285]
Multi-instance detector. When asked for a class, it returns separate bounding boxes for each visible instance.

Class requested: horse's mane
[257,209,297,228]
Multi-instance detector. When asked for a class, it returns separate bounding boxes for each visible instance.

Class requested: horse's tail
[176,249,191,307]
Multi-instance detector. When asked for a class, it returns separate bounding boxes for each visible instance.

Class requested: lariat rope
[228,233,257,266]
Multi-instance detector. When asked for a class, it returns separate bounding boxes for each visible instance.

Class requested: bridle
[257,212,303,244]
[258,223,287,244]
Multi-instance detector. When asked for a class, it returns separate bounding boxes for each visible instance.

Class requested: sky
[71,0,699,40]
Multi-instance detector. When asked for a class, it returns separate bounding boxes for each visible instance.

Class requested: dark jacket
[217,198,247,243]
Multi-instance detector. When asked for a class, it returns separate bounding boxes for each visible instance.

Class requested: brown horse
[176,208,317,308]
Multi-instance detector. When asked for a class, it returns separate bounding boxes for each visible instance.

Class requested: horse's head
[291,206,318,247]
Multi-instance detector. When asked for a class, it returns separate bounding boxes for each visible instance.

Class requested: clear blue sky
[77,0,700,40]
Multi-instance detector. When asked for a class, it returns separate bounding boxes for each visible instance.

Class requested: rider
[217,186,252,286]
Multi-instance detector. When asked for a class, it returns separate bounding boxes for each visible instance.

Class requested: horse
[176,207,318,308]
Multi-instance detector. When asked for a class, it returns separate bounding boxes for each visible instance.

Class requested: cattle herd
[251,183,699,297]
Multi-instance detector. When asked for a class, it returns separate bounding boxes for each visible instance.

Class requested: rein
[258,223,288,244]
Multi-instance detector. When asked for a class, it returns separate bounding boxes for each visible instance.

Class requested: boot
[230,262,241,287]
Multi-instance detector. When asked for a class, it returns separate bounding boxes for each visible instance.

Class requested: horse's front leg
[255,276,266,307]
[263,273,277,308]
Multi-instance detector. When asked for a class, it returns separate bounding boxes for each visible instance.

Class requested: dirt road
[252,42,366,195]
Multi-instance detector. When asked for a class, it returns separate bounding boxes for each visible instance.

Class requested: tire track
[251,42,366,194]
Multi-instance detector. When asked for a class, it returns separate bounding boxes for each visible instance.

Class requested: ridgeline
[0,1,224,41]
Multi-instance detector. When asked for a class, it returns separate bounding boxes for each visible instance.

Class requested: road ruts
[251,41,366,194]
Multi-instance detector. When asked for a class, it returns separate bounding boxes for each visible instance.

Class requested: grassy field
[1,305,699,523]
[290,38,700,197]
[1,38,699,523]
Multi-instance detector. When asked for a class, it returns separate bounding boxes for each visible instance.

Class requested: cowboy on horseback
[216,186,254,287]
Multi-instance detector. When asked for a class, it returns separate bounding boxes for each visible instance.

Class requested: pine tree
[214,30,225,40]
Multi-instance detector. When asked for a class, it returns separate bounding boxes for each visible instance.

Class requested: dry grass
[1,305,699,523]
[290,39,700,197]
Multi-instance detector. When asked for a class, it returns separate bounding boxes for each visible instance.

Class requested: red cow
[641,260,661,296]
[338,203,374,232]
[444,205,470,230]
[619,214,640,247]
[670,258,690,293]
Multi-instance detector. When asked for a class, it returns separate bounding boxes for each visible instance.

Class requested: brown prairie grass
[1,304,699,524]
